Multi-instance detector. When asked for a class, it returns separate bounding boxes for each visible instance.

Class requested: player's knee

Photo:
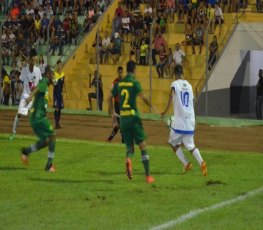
[189,147,196,153]
[17,113,22,118]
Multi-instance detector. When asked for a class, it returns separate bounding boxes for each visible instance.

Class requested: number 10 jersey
[171,79,195,134]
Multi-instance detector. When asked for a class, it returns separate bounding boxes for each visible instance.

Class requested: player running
[53,60,66,129]
[161,65,207,176]
[9,49,42,140]
[107,66,123,142]
[21,65,57,172]
[108,61,155,183]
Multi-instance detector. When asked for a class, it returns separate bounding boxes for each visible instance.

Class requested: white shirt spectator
[102,36,111,48]
[173,48,185,65]
[144,6,153,15]
[215,6,223,19]
[122,16,130,30]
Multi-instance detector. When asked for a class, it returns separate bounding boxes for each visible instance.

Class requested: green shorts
[30,116,54,141]
[120,116,146,148]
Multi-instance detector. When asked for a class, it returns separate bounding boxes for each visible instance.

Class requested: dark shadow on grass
[29,178,114,184]
[0,166,27,171]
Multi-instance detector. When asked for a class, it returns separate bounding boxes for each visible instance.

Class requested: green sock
[141,150,150,176]
[48,138,56,153]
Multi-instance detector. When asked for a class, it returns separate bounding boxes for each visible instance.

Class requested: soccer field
[1,134,263,230]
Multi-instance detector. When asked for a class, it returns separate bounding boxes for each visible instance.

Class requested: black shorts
[54,95,64,109]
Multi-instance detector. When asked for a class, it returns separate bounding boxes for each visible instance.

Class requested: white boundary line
[150,185,263,230]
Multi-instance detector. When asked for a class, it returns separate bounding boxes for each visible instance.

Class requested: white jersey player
[161,65,207,176]
[10,50,42,140]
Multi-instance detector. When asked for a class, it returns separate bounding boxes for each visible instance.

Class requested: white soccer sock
[176,147,189,166]
[48,151,55,159]
[192,148,203,166]
[12,115,19,134]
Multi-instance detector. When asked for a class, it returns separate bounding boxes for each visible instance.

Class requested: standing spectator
[159,13,166,34]
[208,35,218,71]
[256,69,263,120]
[100,30,111,64]
[108,32,122,64]
[196,1,206,25]
[166,0,175,23]
[156,45,167,78]
[144,3,153,16]
[143,12,153,31]
[186,3,195,26]
[10,3,20,19]
[121,10,131,43]
[215,3,224,35]
[207,3,215,34]
[177,1,185,24]
[139,39,148,65]
[165,47,174,78]
[112,12,122,38]
[130,33,141,64]
[183,23,195,54]
[172,43,186,74]
[54,60,65,129]
[34,14,42,45]
[115,2,124,17]
[70,13,79,43]
[152,31,168,66]
[41,13,50,42]
[1,68,11,105]
[87,71,104,111]
[63,13,71,43]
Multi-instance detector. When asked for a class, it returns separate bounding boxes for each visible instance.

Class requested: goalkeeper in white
[161,65,207,176]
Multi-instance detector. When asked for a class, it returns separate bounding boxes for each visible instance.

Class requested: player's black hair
[118,66,123,71]
[57,60,62,65]
[44,65,53,74]
[127,61,136,73]
[174,65,184,77]
[29,48,37,58]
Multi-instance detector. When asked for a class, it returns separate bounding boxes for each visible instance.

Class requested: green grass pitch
[0,134,263,230]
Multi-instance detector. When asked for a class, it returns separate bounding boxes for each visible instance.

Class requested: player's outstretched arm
[161,87,174,117]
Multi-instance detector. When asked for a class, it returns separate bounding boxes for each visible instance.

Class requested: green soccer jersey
[31,77,49,119]
[112,73,142,117]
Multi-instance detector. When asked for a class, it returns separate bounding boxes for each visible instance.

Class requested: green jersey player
[21,65,57,172]
[108,61,155,183]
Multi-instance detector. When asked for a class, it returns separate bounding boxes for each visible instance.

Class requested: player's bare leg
[190,147,207,176]
[10,113,22,140]
[171,144,192,173]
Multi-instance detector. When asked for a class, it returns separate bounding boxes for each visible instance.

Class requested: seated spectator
[73,0,81,16]
[41,13,50,42]
[208,35,219,71]
[44,2,54,19]
[182,23,195,55]
[215,3,224,35]
[108,32,122,64]
[156,45,167,78]
[158,0,167,13]
[196,1,206,25]
[186,3,195,25]
[34,14,42,45]
[87,71,103,111]
[139,39,149,65]
[193,22,205,54]
[50,24,66,55]
[143,12,153,31]
[159,13,166,34]
[166,0,175,23]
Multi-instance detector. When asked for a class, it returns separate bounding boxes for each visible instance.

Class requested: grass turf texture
[0,134,263,230]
